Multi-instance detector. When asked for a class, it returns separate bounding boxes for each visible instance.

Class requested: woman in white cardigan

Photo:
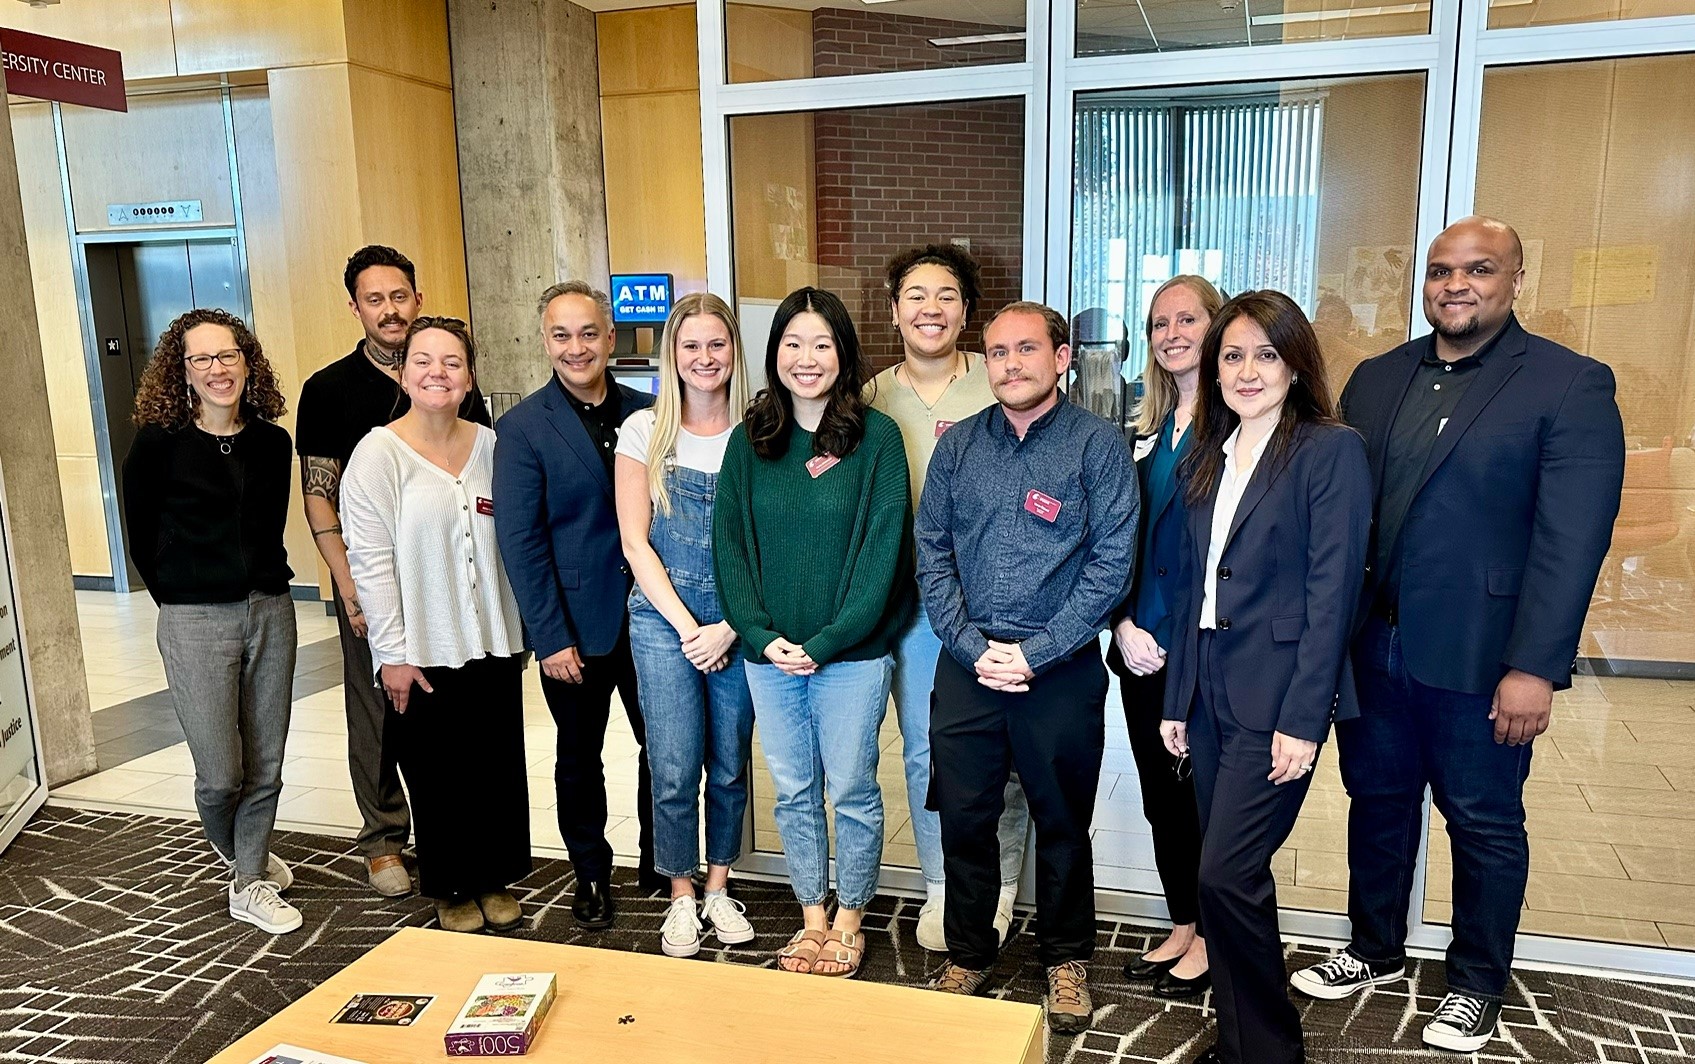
[341,316,530,934]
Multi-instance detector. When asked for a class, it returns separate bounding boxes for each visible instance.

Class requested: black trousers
[393,654,531,900]
[931,643,1107,971]
[1189,631,1314,1064]
[1119,666,1203,928]
[540,630,654,883]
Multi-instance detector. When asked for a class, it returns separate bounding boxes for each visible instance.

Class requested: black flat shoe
[1123,954,1180,981]
[636,868,670,895]
[1153,967,1212,998]
[572,877,616,930]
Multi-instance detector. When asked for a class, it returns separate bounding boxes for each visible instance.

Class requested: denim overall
[627,462,755,878]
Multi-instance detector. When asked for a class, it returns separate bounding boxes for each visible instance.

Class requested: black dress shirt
[1375,323,1509,603]
[554,374,625,476]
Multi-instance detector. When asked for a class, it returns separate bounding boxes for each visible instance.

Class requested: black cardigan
[121,421,295,604]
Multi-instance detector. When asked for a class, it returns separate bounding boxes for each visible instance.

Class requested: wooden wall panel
[0,0,178,81]
[724,4,814,83]
[344,0,452,87]
[728,111,817,301]
[601,92,707,294]
[8,101,111,576]
[348,67,469,319]
[172,0,347,76]
[61,89,234,232]
[598,4,699,97]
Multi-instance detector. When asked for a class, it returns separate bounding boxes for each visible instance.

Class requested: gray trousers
[333,585,410,857]
[156,591,297,880]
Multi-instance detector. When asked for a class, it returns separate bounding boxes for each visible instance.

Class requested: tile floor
[48,590,1695,952]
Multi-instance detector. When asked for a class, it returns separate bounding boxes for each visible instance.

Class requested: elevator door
[84,237,245,590]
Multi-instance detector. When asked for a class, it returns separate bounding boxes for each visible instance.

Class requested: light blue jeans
[746,655,894,909]
[892,609,1031,889]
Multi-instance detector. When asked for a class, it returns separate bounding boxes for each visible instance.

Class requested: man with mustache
[296,245,490,898]
[1292,217,1624,1052]
[917,301,1138,1035]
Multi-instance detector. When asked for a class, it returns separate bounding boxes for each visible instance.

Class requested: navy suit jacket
[1340,315,1624,693]
[1106,417,1190,677]
[492,379,655,660]
[1163,422,1373,742]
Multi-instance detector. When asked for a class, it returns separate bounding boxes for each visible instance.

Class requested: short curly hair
[132,308,288,430]
[885,243,984,320]
[344,245,417,299]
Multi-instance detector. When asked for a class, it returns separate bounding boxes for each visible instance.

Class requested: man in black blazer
[1292,218,1624,1053]
[492,281,661,929]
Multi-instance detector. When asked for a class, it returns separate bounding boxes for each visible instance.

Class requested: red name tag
[933,419,957,439]
[805,453,841,479]
[1024,489,1062,522]
[476,496,494,516]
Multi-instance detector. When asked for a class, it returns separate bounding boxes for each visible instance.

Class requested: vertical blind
[1072,92,1325,370]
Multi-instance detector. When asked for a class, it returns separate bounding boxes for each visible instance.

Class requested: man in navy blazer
[1292,218,1624,1053]
[493,281,658,930]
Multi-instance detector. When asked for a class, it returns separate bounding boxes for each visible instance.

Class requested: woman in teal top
[1107,275,1224,996]
[714,286,912,979]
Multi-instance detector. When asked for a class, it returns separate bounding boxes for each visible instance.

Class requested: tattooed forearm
[302,456,342,505]
[311,524,343,539]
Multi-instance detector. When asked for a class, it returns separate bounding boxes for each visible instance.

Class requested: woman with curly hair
[712,287,913,977]
[123,307,302,935]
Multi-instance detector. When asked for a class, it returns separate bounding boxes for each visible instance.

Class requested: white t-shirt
[615,408,734,473]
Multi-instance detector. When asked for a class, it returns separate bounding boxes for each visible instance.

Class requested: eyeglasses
[1172,752,1192,782]
[183,350,243,371]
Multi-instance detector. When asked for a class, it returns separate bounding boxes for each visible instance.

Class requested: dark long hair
[746,287,873,461]
[1181,290,1341,507]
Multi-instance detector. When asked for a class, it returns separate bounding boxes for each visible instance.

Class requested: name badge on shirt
[933,419,957,439]
[805,453,841,479]
[476,496,494,516]
[1024,489,1062,522]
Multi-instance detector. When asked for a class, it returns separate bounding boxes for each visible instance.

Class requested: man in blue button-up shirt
[917,300,1138,1033]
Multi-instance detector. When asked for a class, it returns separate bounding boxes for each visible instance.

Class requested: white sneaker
[994,885,1017,945]
[701,891,755,946]
[916,891,947,952]
[229,880,303,935]
[660,895,704,958]
[214,848,293,892]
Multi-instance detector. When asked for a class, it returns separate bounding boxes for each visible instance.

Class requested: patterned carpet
[1,807,1691,1063]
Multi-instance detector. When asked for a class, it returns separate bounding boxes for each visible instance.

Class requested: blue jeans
[747,656,894,909]
[891,609,1030,888]
[1338,616,1534,1000]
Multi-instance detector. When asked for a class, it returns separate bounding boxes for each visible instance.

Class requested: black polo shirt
[553,373,624,476]
[1375,320,1510,604]
[296,343,491,470]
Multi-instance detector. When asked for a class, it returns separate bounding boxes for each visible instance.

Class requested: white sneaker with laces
[661,895,704,958]
[701,892,755,945]
[228,880,303,935]
[215,848,293,892]
[1422,991,1501,1052]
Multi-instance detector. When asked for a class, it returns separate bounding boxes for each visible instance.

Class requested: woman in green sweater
[714,286,913,979]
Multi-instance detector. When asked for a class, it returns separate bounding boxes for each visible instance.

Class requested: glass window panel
[1420,53,1695,950]
[730,99,1026,866]
[1489,0,1695,30]
[1077,1,1431,59]
[1072,73,1425,912]
[726,1,1028,84]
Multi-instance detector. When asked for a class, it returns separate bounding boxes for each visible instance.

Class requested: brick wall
[808,10,1026,370]
[809,7,1023,79]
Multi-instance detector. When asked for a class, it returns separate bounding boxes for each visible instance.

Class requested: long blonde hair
[649,292,749,514]
[1132,275,1225,436]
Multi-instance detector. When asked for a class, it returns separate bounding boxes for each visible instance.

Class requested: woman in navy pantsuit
[1160,291,1372,1064]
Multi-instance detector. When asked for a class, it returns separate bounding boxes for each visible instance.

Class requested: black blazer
[1340,315,1625,694]
[1163,422,1373,742]
[492,380,655,659]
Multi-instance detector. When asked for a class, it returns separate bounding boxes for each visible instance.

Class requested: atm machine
[607,272,672,396]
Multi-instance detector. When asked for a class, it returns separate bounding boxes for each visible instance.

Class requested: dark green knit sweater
[712,411,914,665]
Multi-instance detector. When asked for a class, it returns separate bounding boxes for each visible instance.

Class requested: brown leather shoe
[476,890,523,932]
[367,854,411,897]
[930,961,990,996]
[1046,960,1094,1034]
[435,896,484,934]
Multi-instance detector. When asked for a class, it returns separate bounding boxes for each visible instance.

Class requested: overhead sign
[611,273,673,325]
[0,27,125,112]
[108,200,204,226]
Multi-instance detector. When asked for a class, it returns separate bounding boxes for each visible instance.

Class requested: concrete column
[448,0,611,401]
[0,93,96,786]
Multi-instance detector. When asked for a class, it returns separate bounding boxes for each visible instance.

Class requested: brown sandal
[811,929,865,978]
[777,928,827,973]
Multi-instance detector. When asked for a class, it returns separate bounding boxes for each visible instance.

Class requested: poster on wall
[0,465,46,854]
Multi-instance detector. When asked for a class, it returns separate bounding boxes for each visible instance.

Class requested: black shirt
[1376,321,1509,602]
[296,344,491,470]
[553,373,624,477]
[122,421,295,604]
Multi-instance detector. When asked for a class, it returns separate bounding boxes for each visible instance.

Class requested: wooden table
[207,927,1046,1063]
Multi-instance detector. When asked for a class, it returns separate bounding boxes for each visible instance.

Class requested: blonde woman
[615,293,757,958]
